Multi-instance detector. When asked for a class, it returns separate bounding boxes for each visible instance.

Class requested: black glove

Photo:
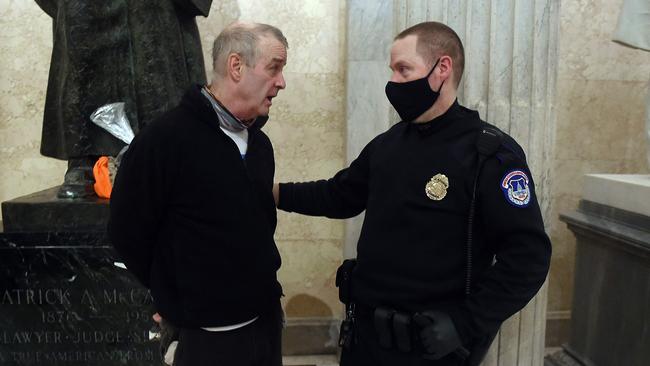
[413,310,465,360]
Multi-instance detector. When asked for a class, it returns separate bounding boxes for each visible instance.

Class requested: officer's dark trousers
[340,307,465,366]
[173,304,283,366]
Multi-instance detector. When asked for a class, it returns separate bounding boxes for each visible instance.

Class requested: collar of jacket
[408,99,482,140]
[182,84,268,132]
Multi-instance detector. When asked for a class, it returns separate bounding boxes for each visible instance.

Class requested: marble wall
[0,0,347,319]
[547,0,650,345]
[0,2,66,207]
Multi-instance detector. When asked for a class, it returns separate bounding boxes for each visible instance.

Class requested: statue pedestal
[546,175,650,366]
[1,187,109,233]
[0,188,161,365]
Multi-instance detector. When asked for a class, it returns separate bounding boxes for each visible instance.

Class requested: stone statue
[35,0,213,198]
[612,0,650,169]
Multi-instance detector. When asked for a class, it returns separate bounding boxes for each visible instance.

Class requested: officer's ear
[437,56,453,81]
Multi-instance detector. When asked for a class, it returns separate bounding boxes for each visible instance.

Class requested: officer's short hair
[395,22,465,88]
[212,22,288,78]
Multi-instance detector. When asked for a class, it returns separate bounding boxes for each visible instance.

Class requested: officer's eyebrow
[389,59,411,70]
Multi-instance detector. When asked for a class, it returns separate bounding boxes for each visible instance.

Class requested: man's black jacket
[109,85,282,328]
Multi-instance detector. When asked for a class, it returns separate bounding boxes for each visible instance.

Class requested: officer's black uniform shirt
[278,101,551,343]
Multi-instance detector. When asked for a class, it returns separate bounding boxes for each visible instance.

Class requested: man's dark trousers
[173,303,283,366]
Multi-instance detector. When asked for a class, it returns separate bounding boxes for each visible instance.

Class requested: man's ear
[227,53,244,81]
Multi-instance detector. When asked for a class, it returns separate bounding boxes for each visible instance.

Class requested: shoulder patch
[500,170,531,207]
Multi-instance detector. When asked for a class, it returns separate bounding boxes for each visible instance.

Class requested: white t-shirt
[220,126,248,158]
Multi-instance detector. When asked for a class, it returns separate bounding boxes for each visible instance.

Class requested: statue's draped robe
[36,0,212,159]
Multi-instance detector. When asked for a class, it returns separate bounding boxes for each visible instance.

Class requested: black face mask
[385,59,444,122]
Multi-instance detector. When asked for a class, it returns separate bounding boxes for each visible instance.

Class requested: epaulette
[475,126,526,164]
[476,127,503,158]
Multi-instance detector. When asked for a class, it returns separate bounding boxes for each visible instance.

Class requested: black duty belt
[353,303,470,360]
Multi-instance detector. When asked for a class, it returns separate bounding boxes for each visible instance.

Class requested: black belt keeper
[392,312,412,353]
[336,259,358,350]
[373,307,395,349]
[338,303,356,350]
[336,259,357,304]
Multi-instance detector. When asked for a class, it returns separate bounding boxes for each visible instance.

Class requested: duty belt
[355,303,470,360]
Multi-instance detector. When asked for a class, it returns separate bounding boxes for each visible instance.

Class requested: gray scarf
[201,87,250,132]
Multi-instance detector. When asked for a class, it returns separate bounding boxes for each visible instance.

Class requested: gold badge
[425,174,449,201]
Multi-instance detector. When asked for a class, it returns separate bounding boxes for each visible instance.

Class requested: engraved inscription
[3,349,155,363]
[0,286,158,365]
[0,246,161,365]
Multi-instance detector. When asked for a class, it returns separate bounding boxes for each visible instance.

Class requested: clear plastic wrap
[90,102,135,145]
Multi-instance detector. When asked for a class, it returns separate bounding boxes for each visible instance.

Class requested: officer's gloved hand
[413,310,463,360]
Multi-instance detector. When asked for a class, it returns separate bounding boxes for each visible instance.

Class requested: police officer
[274,22,551,366]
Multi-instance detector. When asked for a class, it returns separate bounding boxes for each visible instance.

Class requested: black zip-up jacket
[278,101,551,354]
[108,85,282,328]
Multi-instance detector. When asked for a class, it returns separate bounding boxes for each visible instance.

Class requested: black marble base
[544,347,583,366]
[1,187,109,233]
[0,229,161,365]
[555,200,650,366]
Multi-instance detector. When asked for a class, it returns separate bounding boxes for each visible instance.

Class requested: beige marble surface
[0,0,346,318]
[277,239,342,318]
[548,0,650,315]
[0,2,67,206]
[560,0,650,82]
[283,354,338,366]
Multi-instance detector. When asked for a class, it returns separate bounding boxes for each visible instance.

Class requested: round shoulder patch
[500,170,531,207]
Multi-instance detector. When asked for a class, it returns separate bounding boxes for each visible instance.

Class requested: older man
[108,22,288,366]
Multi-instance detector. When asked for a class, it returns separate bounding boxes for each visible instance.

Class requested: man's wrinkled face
[238,36,287,120]
[389,35,430,83]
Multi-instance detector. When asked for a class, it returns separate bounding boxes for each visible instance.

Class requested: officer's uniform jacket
[278,101,552,352]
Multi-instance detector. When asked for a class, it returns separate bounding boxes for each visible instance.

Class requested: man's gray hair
[212,22,288,78]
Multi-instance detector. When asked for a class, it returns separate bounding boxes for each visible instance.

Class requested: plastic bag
[90,102,135,144]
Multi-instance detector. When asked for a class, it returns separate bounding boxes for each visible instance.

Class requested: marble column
[345,1,559,365]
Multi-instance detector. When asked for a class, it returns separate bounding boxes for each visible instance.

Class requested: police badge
[501,170,531,207]
[425,174,449,201]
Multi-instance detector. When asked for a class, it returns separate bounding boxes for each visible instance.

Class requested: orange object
[93,156,112,198]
